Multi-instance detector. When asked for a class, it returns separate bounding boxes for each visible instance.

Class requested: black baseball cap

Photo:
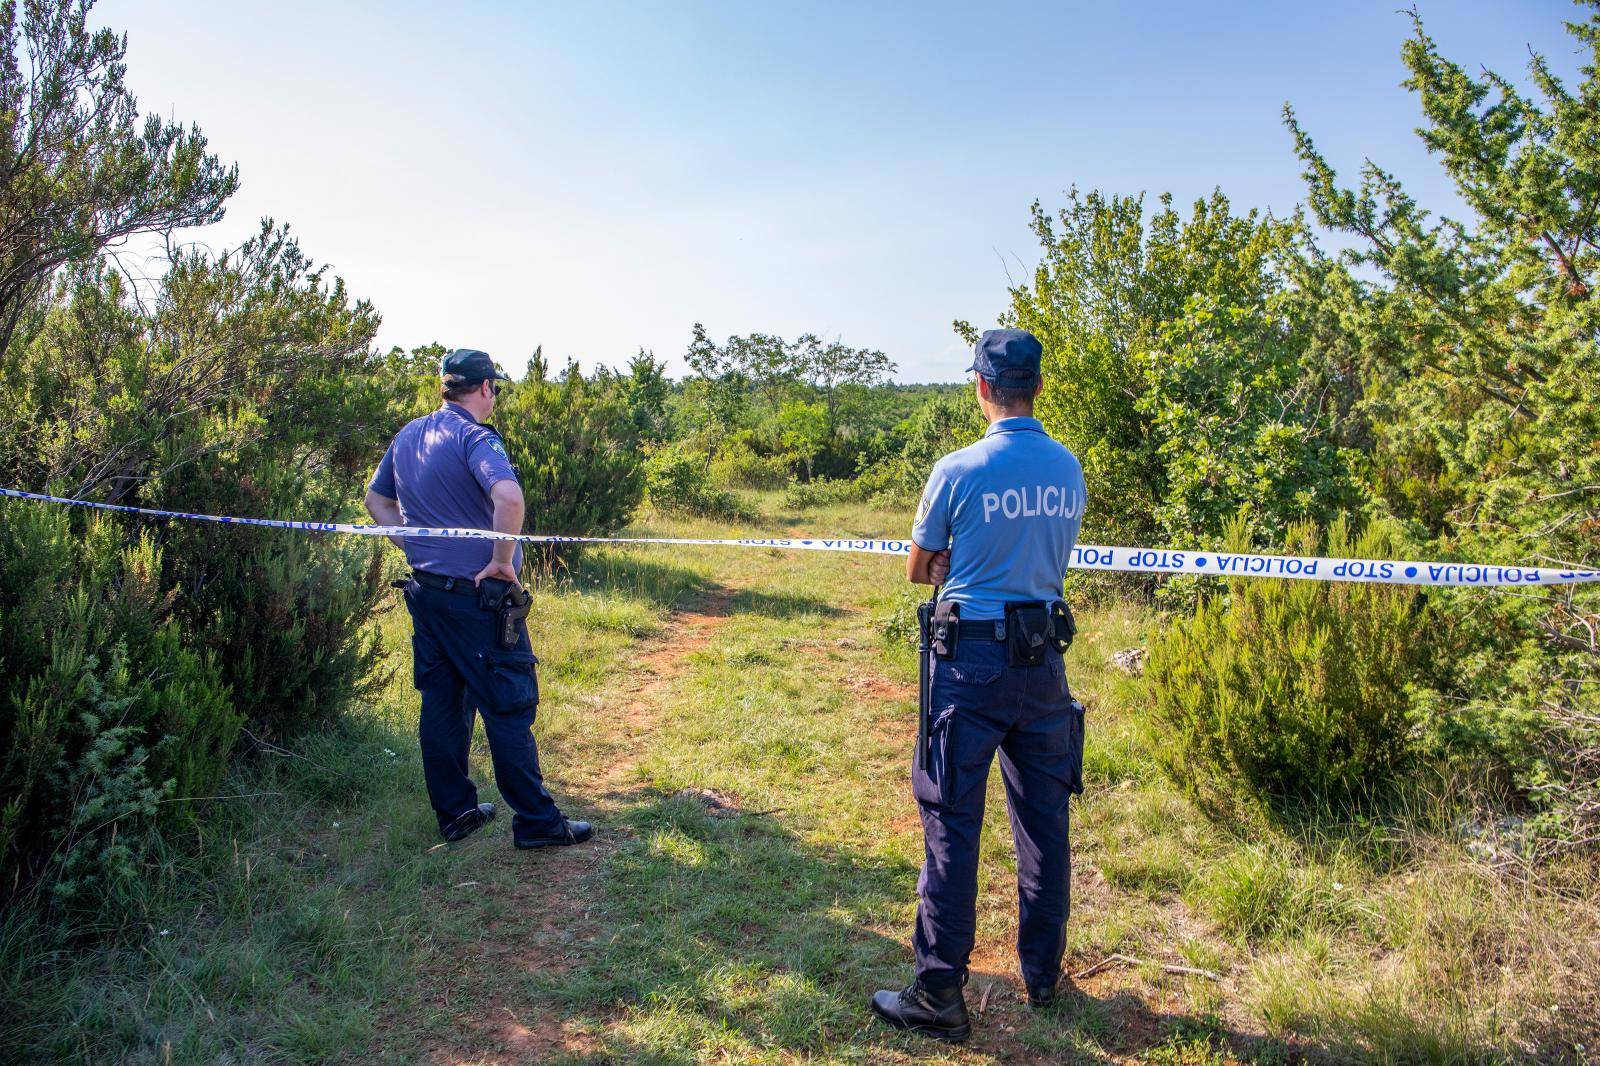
[441,348,512,386]
[967,329,1043,386]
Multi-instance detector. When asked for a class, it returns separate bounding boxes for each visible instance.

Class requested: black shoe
[869,979,971,1042]
[514,818,594,849]
[1027,978,1059,1009]
[442,802,496,842]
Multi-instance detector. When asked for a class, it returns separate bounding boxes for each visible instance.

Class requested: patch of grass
[1189,844,1359,944]
[1099,832,1194,898]
[0,539,698,1064]
[1020,991,1118,1061]
[571,592,665,638]
[1143,1017,1230,1066]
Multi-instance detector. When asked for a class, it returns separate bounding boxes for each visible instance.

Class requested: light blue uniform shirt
[911,416,1087,620]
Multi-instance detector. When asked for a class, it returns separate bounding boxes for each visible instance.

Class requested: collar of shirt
[984,415,1045,437]
[442,401,480,425]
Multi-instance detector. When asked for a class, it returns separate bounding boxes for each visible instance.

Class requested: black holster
[918,599,961,772]
[480,581,532,649]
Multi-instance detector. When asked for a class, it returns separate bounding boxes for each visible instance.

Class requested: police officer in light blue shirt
[871,328,1088,1042]
[365,349,591,851]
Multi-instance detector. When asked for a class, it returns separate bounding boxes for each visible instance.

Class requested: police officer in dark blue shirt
[871,329,1087,1041]
[365,349,591,849]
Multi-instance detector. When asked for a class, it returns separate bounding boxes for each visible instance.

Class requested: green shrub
[644,445,745,519]
[781,477,869,510]
[867,391,985,502]
[0,504,238,909]
[710,447,790,490]
[876,585,927,647]
[0,231,395,900]
[1147,517,1429,815]
[155,459,387,740]
[496,360,646,543]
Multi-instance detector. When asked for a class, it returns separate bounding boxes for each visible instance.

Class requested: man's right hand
[473,558,520,586]
[907,544,951,585]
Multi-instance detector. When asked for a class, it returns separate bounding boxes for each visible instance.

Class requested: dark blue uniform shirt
[369,402,523,578]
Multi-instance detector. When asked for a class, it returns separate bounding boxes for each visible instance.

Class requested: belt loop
[993,620,1005,641]
[443,577,455,592]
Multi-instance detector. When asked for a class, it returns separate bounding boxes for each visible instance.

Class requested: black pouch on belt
[1004,600,1053,667]
[931,599,961,659]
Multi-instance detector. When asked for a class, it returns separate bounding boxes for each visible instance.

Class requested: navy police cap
[441,348,512,385]
[967,328,1043,385]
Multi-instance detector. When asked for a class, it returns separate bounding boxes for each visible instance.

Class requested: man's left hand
[474,559,519,586]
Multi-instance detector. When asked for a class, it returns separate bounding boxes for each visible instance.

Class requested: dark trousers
[403,578,565,839]
[912,638,1085,991]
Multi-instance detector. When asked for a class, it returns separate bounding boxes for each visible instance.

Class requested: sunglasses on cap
[445,374,504,396]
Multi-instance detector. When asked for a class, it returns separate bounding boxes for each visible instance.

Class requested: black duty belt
[928,599,1075,665]
[955,618,1016,642]
[408,570,480,596]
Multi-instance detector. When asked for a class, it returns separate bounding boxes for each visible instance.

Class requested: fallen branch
[1071,953,1221,982]
[154,791,284,805]
[240,727,352,780]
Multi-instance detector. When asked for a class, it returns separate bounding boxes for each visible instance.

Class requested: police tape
[3,486,1598,588]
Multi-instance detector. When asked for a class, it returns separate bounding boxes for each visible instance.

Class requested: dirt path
[396,572,1260,1064]
[412,587,736,1065]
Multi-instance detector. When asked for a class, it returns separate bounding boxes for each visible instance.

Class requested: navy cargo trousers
[913,638,1085,991]
[403,577,566,840]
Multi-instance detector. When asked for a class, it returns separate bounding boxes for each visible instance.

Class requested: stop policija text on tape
[2,487,1597,589]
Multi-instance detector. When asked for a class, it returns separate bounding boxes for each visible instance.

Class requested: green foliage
[678,323,898,479]
[3,228,394,744]
[780,476,871,510]
[1147,518,1428,815]
[0,503,238,907]
[496,359,646,543]
[643,444,745,519]
[709,438,790,490]
[775,397,830,480]
[0,3,393,902]
[0,0,238,357]
[857,388,985,502]
[1141,287,1362,548]
[961,189,1360,556]
[1286,7,1600,829]
[594,349,674,444]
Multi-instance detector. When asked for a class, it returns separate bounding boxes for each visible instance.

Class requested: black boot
[1028,974,1074,1008]
[442,802,496,842]
[514,818,594,849]
[869,979,970,1042]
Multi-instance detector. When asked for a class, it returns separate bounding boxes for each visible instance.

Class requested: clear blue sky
[104,0,1579,382]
